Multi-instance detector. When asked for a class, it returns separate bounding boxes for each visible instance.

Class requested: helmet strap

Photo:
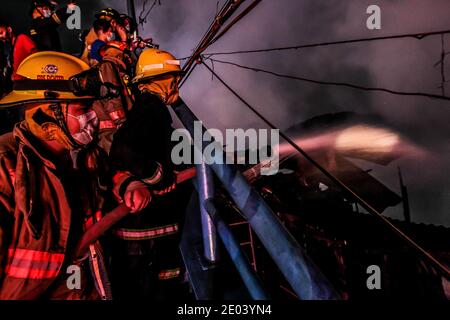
[49,102,83,149]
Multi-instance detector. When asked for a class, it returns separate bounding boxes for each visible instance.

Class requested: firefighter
[118,14,137,39]
[0,19,37,82]
[88,19,115,66]
[29,0,77,51]
[0,19,37,134]
[0,51,112,300]
[108,48,191,300]
[80,7,127,64]
[91,40,134,154]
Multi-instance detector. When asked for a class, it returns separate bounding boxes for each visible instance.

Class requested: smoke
[98,0,450,226]
[131,0,450,226]
[4,0,449,225]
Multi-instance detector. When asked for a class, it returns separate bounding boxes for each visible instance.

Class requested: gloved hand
[123,181,152,213]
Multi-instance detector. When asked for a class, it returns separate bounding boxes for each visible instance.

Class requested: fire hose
[75,167,196,258]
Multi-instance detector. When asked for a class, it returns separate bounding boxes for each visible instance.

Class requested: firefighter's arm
[145,162,176,195]
[112,171,152,213]
[111,158,170,198]
[111,161,174,213]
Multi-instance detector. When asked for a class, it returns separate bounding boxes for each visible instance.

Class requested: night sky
[1,0,449,226]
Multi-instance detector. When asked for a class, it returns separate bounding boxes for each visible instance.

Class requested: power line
[434,34,450,96]
[179,29,450,67]
[181,0,255,85]
[179,0,249,89]
[208,0,262,47]
[138,0,161,27]
[205,57,450,102]
[203,29,450,57]
[200,59,450,280]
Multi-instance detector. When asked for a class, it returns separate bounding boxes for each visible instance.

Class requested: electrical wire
[204,29,450,57]
[206,57,450,102]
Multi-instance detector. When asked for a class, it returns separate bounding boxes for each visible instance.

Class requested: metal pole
[204,199,269,300]
[127,0,137,22]
[171,99,340,300]
[196,159,219,262]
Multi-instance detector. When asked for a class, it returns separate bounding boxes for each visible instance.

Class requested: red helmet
[100,41,129,57]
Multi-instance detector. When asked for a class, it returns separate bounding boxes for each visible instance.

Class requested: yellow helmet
[132,48,184,84]
[0,51,95,107]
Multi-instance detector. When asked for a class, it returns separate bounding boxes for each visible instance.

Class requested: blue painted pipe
[196,160,219,262]
[204,199,269,300]
[172,99,340,300]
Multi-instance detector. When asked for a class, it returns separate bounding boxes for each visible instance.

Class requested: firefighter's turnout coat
[109,93,191,299]
[0,122,111,299]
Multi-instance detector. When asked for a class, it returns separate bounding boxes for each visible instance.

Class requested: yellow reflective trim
[52,13,61,25]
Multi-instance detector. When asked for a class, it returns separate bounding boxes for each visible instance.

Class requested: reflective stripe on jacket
[5,248,64,279]
[158,267,181,280]
[113,223,179,241]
